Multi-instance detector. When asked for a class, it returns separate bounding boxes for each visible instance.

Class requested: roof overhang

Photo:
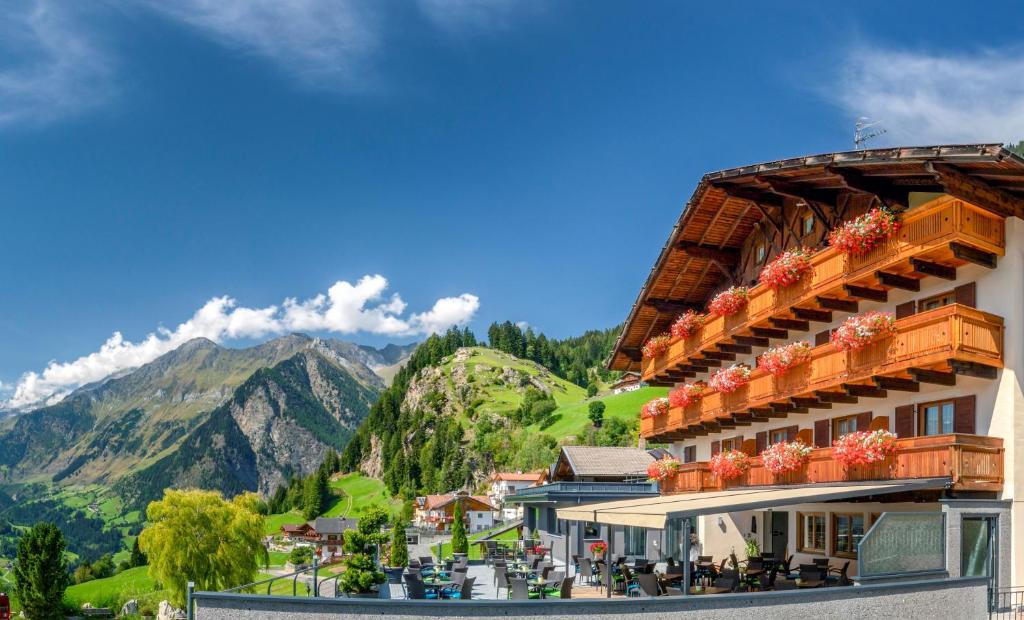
[609,144,1024,371]
[556,478,950,529]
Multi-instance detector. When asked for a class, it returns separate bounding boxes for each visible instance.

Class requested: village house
[280,517,358,558]
[487,471,546,520]
[413,491,496,533]
[609,371,644,394]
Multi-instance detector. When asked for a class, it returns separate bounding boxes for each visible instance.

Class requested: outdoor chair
[578,557,595,585]
[439,571,466,598]
[637,573,661,597]
[572,554,580,574]
[633,558,649,570]
[755,564,780,591]
[540,565,554,580]
[405,567,422,578]
[544,576,574,599]
[712,570,739,592]
[826,561,851,586]
[499,568,514,598]
[812,558,830,570]
[418,556,435,567]
[409,559,422,569]
[448,576,475,600]
[509,577,536,600]
[666,556,677,567]
[494,565,508,589]
[798,565,825,583]
[664,586,684,596]
[547,570,565,586]
[642,562,657,575]
[620,564,641,597]
[404,574,437,600]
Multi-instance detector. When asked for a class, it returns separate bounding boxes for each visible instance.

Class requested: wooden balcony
[641,304,1003,441]
[642,196,1005,383]
[660,434,1004,494]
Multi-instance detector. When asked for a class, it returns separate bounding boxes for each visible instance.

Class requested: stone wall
[193,577,989,620]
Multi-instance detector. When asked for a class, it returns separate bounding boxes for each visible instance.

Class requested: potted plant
[646,457,681,482]
[830,311,897,352]
[709,450,750,481]
[758,247,814,289]
[758,341,813,377]
[833,430,898,467]
[827,207,901,256]
[640,397,670,419]
[670,310,705,339]
[589,541,607,560]
[761,441,813,475]
[708,286,749,317]
[339,506,389,598]
[668,382,705,409]
[708,364,751,393]
[642,333,672,358]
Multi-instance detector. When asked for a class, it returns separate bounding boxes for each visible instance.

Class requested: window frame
[769,428,788,445]
[917,290,956,312]
[623,525,647,556]
[831,512,865,559]
[918,399,955,436]
[801,213,815,236]
[755,243,767,264]
[721,437,742,452]
[798,512,826,554]
[832,413,860,441]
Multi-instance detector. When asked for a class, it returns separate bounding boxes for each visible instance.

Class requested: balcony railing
[507,481,659,498]
[642,196,1005,383]
[660,434,1004,493]
[641,303,1003,441]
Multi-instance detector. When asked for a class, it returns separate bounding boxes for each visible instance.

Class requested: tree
[588,400,606,427]
[90,553,115,579]
[289,546,314,567]
[130,537,147,568]
[73,563,94,585]
[339,507,388,594]
[13,522,70,620]
[450,503,468,555]
[302,468,329,520]
[389,519,409,568]
[586,383,598,398]
[138,489,267,608]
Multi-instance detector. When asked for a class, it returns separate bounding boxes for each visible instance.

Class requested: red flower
[642,334,672,358]
[833,430,898,467]
[589,541,607,556]
[670,310,705,339]
[640,397,670,419]
[831,311,897,352]
[708,364,751,393]
[710,450,750,480]
[646,457,682,482]
[668,382,705,408]
[827,208,901,257]
[759,247,814,289]
[708,287,749,317]
[761,441,812,475]
[758,341,812,377]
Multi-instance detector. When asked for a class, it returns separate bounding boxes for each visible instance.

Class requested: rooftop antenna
[855,117,887,150]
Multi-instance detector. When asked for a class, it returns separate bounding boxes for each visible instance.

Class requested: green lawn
[527,386,668,442]
[326,473,401,517]
[64,566,167,612]
[262,551,291,567]
[263,509,307,536]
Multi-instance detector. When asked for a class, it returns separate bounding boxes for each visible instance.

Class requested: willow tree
[138,489,267,607]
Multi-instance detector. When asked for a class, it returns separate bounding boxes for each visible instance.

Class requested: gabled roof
[312,517,358,535]
[421,492,495,511]
[491,472,546,483]
[555,446,655,479]
[281,523,312,533]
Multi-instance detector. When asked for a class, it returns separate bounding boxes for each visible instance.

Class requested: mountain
[0,334,395,490]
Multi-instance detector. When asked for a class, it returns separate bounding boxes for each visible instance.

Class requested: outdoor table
[688,586,731,595]
[795,579,824,588]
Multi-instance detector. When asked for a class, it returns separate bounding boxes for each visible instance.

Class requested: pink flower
[708,287,749,317]
[758,341,813,377]
[640,397,670,419]
[668,382,705,408]
[647,457,682,482]
[642,334,672,358]
[710,450,750,480]
[827,208,901,257]
[831,311,897,352]
[761,440,813,475]
[833,430,898,467]
[708,364,751,393]
[759,247,814,289]
[670,310,705,339]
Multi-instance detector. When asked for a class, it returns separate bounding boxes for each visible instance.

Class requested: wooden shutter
[813,419,830,448]
[954,395,976,434]
[684,445,696,463]
[856,411,873,433]
[711,441,721,456]
[733,434,744,446]
[894,405,916,438]
[755,432,767,454]
[814,329,831,346]
[955,282,976,307]
[895,301,916,319]
[786,425,799,442]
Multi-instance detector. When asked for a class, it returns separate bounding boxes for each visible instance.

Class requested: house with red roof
[413,490,496,533]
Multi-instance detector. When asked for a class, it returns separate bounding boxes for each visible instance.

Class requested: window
[769,428,789,445]
[919,400,954,436]
[584,522,599,538]
[832,513,865,558]
[832,414,860,441]
[801,213,815,236]
[918,291,956,312]
[798,512,826,553]
[683,445,696,463]
[721,437,741,452]
[755,244,767,264]
[624,526,646,556]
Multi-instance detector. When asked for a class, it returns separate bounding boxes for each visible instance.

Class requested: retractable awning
[556,478,949,529]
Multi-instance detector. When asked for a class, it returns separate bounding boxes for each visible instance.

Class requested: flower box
[831,311,897,352]
[761,440,812,475]
[758,341,813,377]
[647,457,682,482]
[758,247,814,289]
[832,430,898,467]
[708,364,751,394]
[640,397,670,419]
[710,450,750,481]
[642,334,672,358]
[707,286,749,317]
[669,382,705,408]
[827,207,900,257]
[670,310,705,339]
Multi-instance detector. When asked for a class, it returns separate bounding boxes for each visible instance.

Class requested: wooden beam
[715,418,737,429]
[908,368,957,386]
[646,379,675,387]
[687,425,708,437]
[815,390,858,404]
[760,176,839,206]
[929,162,1024,220]
[751,326,788,339]
[909,258,956,280]
[678,364,709,373]
[665,371,696,379]
[747,408,774,422]
[733,335,770,347]
[950,242,997,269]
[843,383,888,398]
[689,357,722,368]
[844,284,888,302]
[731,415,752,426]
[791,397,831,410]
[827,166,909,209]
[816,296,859,313]
[771,402,808,414]
[712,182,786,208]
[644,298,703,314]
[769,317,810,331]
[792,307,833,323]
[676,242,740,266]
[717,343,752,355]
[876,271,921,292]
[701,351,736,361]
[950,361,999,379]
[619,347,642,362]
[872,375,920,392]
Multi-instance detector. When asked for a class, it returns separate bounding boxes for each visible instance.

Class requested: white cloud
[416,0,539,32]
[833,46,1024,145]
[136,0,380,90]
[0,1,114,127]
[7,275,478,409]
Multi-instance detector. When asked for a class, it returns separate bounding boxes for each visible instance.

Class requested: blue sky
[2,0,1023,406]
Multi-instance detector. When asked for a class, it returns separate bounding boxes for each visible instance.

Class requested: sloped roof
[491,472,545,482]
[423,493,495,511]
[312,517,358,535]
[558,446,655,478]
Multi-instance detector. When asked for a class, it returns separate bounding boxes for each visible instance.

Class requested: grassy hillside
[64,566,168,613]
[324,473,400,518]
[529,386,668,443]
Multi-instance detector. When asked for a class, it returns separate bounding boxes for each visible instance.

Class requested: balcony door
[961,516,997,582]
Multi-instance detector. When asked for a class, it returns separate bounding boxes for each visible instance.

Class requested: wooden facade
[659,434,1004,494]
